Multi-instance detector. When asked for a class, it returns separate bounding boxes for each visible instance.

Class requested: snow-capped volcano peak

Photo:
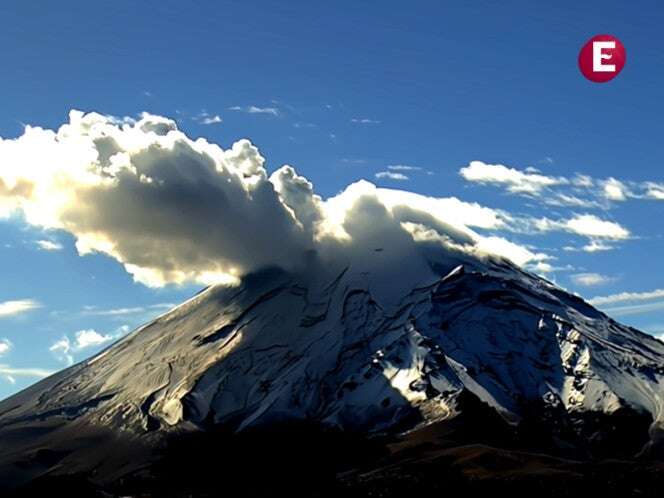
[1,252,662,465]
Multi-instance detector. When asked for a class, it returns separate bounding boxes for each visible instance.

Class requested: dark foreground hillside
[5,405,663,498]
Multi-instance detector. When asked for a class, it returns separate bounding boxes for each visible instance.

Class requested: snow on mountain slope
[0,250,663,478]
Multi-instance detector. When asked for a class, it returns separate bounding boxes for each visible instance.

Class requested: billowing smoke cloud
[0,111,555,287]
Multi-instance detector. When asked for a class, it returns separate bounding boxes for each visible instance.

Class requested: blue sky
[1,0,663,399]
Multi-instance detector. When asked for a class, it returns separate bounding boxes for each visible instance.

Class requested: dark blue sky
[0,1,663,398]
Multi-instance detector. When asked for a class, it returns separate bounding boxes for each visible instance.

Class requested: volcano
[1,250,663,497]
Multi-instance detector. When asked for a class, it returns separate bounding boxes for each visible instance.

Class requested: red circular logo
[578,34,626,83]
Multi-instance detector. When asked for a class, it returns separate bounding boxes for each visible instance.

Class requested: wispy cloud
[374,164,433,182]
[293,122,317,129]
[0,339,12,356]
[589,288,664,306]
[375,171,409,181]
[0,365,53,380]
[0,299,41,317]
[229,105,279,116]
[340,158,367,165]
[596,301,664,318]
[460,160,664,208]
[588,287,664,318]
[50,327,129,365]
[193,111,222,125]
[506,214,630,242]
[602,177,629,201]
[540,214,630,240]
[49,338,75,365]
[351,118,381,124]
[644,182,664,200]
[35,239,63,251]
[460,161,567,195]
[80,303,173,317]
[387,165,422,172]
[570,272,616,287]
[564,240,615,253]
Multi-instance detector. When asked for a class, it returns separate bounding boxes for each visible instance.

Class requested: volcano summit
[1,250,663,496]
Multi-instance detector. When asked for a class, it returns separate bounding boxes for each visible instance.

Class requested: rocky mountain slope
[0,251,663,496]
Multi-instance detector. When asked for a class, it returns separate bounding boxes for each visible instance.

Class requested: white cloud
[588,288,664,318]
[0,111,567,288]
[589,288,664,306]
[80,303,173,317]
[582,240,615,252]
[372,188,507,231]
[460,161,664,208]
[375,165,432,181]
[0,365,53,379]
[74,329,113,349]
[248,106,278,115]
[459,160,567,195]
[351,118,380,124]
[474,236,551,268]
[563,214,630,239]
[644,182,664,200]
[570,272,615,287]
[596,301,664,318]
[0,111,311,287]
[50,328,119,365]
[602,177,629,201]
[387,165,421,172]
[340,158,367,165]
[375,171,409,181]
[0,338,12,356]
[230,105,278,116]
[49,337,74,365]
[508,214,629,246]
[36,239,63,251]
[572,174,594,188]
[194,112,222,125]
[547,193,603,209]
[203,115,222,125]
[564,240,615,253]
[81,306,143,316]
[0,299,41,317]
